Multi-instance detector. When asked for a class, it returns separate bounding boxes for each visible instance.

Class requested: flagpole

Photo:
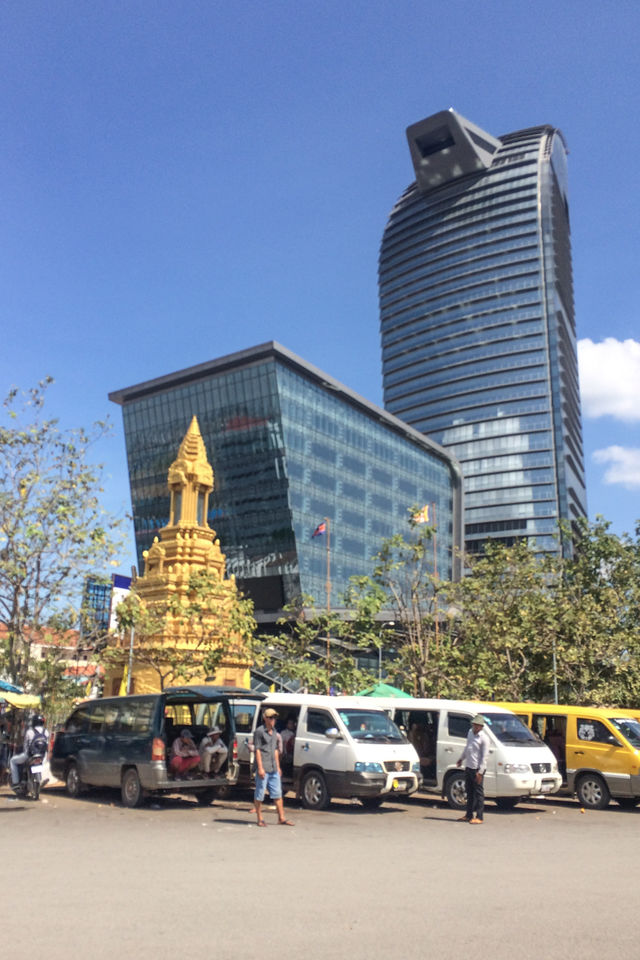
[432,502,439,654]
[325,516,331,690]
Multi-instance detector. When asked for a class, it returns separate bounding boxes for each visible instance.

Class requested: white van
[372,697,562,810]
[252,694,421,809]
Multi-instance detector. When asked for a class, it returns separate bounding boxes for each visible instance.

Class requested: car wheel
[196,788,217,806]
[65,762,83,799]
[444,771,467,811]
[576,773,610,810]
[494,797,520,811]
[121,768,144,808]
[301,769,329,810]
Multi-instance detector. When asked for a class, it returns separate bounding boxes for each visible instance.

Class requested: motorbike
[13,753,47,801]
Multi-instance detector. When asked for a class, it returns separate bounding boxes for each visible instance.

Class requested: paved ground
[3,782,639,960]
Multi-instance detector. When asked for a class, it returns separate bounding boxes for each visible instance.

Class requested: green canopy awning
[358,682,411,698]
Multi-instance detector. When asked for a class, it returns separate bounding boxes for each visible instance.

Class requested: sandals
[278,819,295,826]
[257,819,267,827]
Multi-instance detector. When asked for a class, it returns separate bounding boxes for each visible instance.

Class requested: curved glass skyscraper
[379,109,587,554]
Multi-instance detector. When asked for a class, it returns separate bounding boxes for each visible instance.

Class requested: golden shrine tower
[106,417,253,694]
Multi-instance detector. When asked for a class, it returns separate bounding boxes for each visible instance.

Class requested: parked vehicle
[491,702,640,810]
[369,697,562,810]
[248,694,421,810]
[50,685,263,807]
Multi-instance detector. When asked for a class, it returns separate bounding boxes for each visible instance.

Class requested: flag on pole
[413,505,430,524]
[311,520,327,538]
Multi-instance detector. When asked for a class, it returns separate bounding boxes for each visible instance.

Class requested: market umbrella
[358,682,411,698]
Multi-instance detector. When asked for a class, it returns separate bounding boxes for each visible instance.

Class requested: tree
[450,541,560,701]
[102,569,257,691]
[263,593,378,695]
[364,514,455,697]
[0,379,125,690]
[553,517,640,706]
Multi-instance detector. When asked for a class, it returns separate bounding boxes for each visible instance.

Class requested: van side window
[66,706,91,733]
[232,705,257,733]
[306,709,335,735]
[448,714,471,739]
[577,719,619,745]
[87,703,105,733]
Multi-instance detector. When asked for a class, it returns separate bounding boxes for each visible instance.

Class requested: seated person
[169,728,201,778]
[279,716,296,768]
[199,725,228,775]
[409,722,435,770]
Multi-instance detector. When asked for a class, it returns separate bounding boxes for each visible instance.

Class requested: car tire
[121,768,144,808]
[576,772,610,810]
[65,761,83,799]
[300,769,329,810]
[444,770,467,811]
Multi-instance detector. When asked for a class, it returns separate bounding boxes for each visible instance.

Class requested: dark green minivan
[50,685,263,807]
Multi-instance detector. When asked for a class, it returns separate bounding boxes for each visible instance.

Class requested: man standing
[253,707,294,827]
[456,714,490,824]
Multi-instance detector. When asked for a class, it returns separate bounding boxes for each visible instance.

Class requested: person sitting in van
[169,729,201,778]
[279,716,296,770]
[199,726,228,775]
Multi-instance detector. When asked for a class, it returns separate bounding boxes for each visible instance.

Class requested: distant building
[110,342,463,620]
[379,109,587,554]
[82,574,132,635]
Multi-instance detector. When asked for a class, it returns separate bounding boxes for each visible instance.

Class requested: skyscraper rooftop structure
[110,342,463,621]
[379,109,587,555]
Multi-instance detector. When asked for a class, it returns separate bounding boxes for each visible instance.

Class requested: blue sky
[2,0,639,573]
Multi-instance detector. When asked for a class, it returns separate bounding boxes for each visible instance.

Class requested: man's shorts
[254,770,282,802]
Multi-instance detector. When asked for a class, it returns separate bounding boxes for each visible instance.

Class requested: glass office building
[110,342,463,619]
[379,109,587,554]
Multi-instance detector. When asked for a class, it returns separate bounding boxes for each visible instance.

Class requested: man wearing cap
[253,707,294,827]
[456,714,490,824]
[199,726,228,776]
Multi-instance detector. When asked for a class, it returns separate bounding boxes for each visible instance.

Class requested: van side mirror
[325,727,342,740]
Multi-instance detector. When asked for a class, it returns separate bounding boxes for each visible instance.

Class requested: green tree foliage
[354,515,640,706]
[263,593,378,695]
[0,379,125,692]
[102,569,257,690]
[552,517,640,706]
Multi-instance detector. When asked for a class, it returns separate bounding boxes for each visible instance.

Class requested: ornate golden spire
[165,416,213,529]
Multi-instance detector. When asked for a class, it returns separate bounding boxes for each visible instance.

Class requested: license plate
[392,779,407,792]
[540,781,554,793]
[30,765,43,775]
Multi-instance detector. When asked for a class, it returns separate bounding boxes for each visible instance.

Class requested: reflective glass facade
[380,111,587,554]
[110,343,463,618]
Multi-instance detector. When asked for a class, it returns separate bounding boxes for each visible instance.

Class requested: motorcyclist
[10,714,49,793]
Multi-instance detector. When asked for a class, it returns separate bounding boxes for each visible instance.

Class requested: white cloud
[578,338,640,422]
[592,446,640,490]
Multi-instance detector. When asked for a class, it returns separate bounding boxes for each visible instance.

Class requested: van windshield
[483,713,539,744]
[338,710,405,742]
[609,717,640,748]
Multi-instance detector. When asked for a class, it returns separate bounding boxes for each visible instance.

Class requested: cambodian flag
[311,521,327,538]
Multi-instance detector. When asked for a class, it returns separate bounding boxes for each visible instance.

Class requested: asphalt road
[3,783,639,960]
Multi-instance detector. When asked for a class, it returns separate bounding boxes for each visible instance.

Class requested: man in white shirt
[199,726,228,775]
[456,714,490,824]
